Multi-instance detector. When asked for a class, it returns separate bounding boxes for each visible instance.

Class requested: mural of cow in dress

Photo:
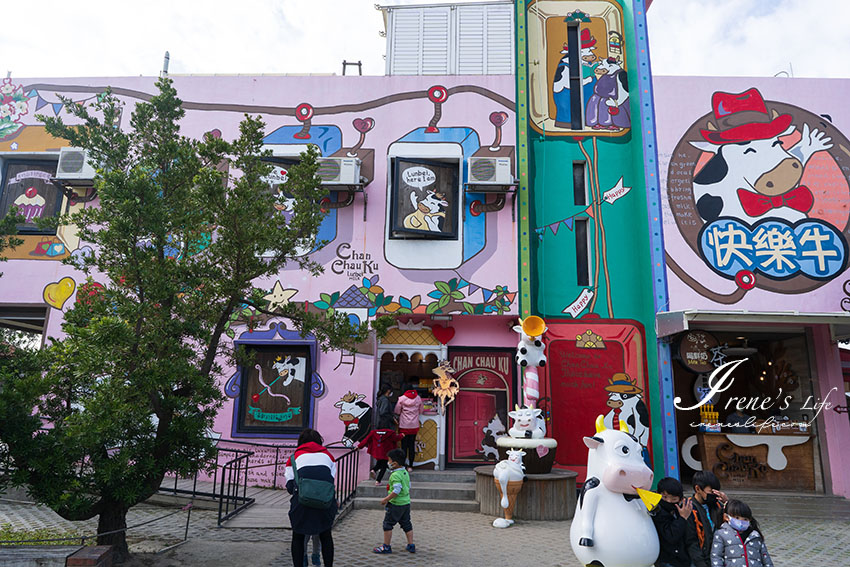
[586,57,630,131]
[691,88,833,224]
[334,391,373,448]
[570,416,659,567]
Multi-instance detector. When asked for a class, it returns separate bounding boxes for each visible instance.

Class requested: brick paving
[2,500,850,566]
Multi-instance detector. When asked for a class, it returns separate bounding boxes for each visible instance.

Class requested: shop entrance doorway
[454,391,498,458]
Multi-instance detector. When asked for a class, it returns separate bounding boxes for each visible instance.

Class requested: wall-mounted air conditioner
[317,157,362,185]
[467,157,513,185]
[56,147,97,183]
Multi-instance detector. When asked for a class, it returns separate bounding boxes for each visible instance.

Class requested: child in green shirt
[373,448,415,554]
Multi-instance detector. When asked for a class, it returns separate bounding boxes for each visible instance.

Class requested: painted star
[263,281,297,312]
[10,142,18,150]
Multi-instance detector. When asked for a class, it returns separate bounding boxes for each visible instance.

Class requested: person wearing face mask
[709,499,773,567]
[651,477,694,567]
[686,471,727,567]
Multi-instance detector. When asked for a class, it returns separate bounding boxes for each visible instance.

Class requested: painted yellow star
[263,281,297,312]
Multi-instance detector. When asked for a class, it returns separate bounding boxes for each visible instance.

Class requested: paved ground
[1,499,850,566]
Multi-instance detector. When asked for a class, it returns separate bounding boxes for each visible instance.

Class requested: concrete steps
[354,469,479,512]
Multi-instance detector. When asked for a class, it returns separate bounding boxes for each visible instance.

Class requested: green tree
[0,78,384,561]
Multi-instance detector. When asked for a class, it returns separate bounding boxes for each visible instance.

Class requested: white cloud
[6,1,848,79]
[648,0,850,78]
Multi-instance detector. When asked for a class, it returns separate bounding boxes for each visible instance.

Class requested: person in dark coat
[375,383,397,430]
[652,477,693,567]
[686,471,727,567]
[285,429,337,567]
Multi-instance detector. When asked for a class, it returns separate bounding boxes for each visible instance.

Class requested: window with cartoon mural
[0,160,62,234]
[389,158,459,239]
[527,0,629,136]
[236,345,312,434]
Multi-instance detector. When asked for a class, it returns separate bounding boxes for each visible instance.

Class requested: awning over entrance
[656,310,850,341]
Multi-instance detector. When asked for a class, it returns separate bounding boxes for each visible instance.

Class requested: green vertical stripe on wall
[515,0,533,318]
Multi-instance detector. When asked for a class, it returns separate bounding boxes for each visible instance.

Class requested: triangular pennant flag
[549,222,560,236]
[467,284,480,296]
[28,89,38,97]
[585,206,595,219]
[35,96,48,111]
[563,218,574,230]
[534,227,545,235]
[482,289,494,302]
[505,292,516,304]
[52,102,63,115]
[457,279,469,290]
[538,233,545,241]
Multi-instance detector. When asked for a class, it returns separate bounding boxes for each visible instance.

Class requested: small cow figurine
[492,448,525,528]
[570,416,659,567]
[508,404,545,439]
[513,322,547,368]
[334,391,373,448]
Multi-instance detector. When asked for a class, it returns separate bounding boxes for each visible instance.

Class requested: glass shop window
[389,158,459,240]
[236,345,313,435]
[0,160,63,234]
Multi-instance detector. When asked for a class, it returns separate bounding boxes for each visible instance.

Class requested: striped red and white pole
[524,369,539,406]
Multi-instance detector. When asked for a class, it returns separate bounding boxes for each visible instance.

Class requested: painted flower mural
[0,79,32,140]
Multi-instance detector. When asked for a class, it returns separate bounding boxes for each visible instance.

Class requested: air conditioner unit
[468,157,513,185]
[316,157,361,185]
[56,147,97,183]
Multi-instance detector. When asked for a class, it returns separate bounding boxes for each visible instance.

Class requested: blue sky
[3,0,848,79]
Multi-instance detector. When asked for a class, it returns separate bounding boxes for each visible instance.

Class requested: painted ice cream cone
[494,478,524,521]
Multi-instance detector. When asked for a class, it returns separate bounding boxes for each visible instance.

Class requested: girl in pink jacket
[394,389,423,471]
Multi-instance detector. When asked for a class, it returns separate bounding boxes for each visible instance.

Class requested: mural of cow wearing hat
[602,373,649,447]
[691,88,833,224]
[552,28,598,128]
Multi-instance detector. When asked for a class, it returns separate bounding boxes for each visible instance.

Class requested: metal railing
[327,444,360,508]
[158,439,362,525]
[217,449,254,525]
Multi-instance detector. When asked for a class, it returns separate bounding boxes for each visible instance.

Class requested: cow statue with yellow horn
[570,415,660,567]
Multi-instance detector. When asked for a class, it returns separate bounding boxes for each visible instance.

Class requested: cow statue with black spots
[570,415,660,567]
[513,319,547,368]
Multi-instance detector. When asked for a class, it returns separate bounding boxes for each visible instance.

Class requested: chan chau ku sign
[674,359,839,432]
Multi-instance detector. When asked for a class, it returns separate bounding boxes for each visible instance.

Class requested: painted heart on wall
[43,277,76,310]
[430,325,455,344]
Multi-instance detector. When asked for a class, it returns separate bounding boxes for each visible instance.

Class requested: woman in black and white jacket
[285,428,337,567]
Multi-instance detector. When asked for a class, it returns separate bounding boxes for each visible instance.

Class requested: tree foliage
[0,78,385,560]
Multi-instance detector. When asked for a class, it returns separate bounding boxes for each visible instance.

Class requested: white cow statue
[570,415,659,567]
[508,404,545,439]
[513,323,547,367]
[492,448,525,528]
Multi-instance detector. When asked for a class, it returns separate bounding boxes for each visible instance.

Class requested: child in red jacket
[358,429,401,485]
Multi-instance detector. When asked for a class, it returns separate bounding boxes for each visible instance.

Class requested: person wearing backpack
[285,429,337,567]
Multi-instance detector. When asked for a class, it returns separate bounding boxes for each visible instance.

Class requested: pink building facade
[0,74,519,484]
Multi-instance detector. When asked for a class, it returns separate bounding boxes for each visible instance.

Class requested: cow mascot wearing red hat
[690,88,832,224]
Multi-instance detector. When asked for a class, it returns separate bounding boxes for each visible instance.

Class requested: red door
[454,391,497,458]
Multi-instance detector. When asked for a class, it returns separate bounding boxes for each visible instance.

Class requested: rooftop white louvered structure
[378,2,514,76]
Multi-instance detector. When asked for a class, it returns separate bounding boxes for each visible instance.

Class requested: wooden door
[454,391,497,457]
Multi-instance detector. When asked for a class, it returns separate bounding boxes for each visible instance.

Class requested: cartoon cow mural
[334,391,373,448]
[479,413,508,461]
[601,374,650,447]
[570,416,659,567]
[271,355,305,388]
[691,88,833,224]
[508,404,545,439]
[403,190,448,232]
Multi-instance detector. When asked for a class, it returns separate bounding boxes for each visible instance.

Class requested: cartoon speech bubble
[402,166,436,189]
[262,165,289,186]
